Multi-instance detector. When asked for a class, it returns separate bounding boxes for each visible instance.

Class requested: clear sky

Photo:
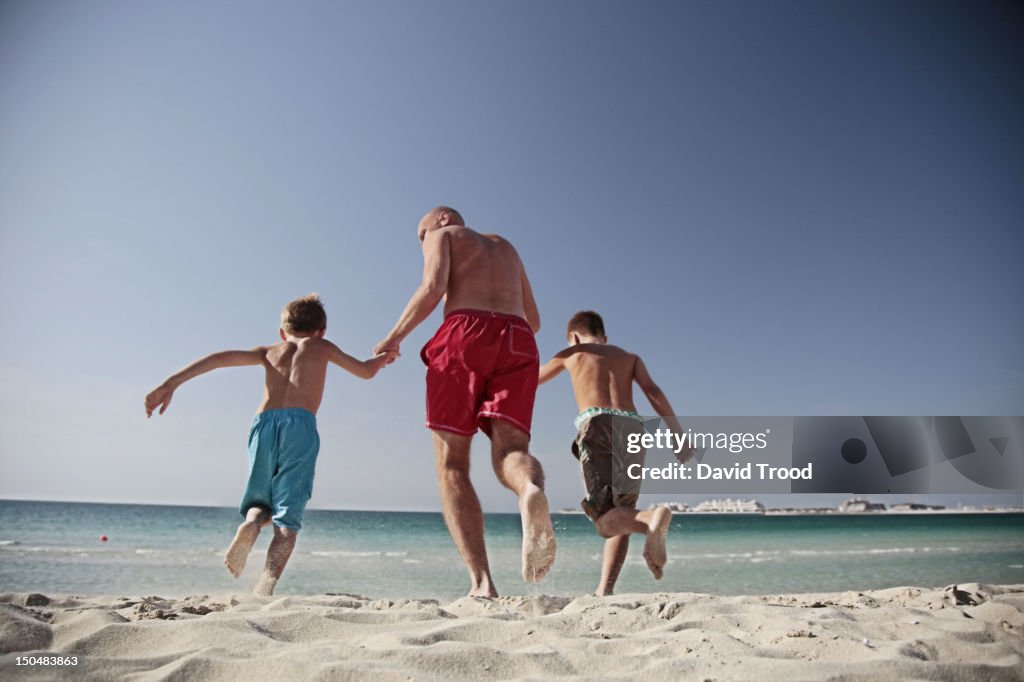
[1,1,1021,512]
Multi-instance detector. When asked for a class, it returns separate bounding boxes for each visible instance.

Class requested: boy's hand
[144,383,175,417]
[366,351,398,377]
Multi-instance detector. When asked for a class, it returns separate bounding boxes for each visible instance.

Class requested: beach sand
[1,584,1022,681]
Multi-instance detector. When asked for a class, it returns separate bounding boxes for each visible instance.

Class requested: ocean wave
[310,550,409,558]
[677,550,783,560]
[788,546,961,557]
[0,540,18,546]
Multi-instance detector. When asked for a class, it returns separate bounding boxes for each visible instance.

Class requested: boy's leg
[490,419,556,583]
[253,525,297,596]
[225,506,271,578]
[596,534,630,596]
[595,506,672,580]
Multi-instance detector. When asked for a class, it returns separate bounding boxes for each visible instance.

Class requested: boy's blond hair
[281,294,327,333]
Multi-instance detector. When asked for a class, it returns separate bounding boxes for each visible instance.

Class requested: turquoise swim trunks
[240,408,320,531]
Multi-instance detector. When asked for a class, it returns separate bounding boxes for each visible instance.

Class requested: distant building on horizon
[839,498,887,513]
[890,502,946,511]
[693,498,765,513]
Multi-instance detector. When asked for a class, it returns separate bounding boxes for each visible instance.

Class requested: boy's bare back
[539,311,685,441]
[556,344,640,413]
[258,337,334,414]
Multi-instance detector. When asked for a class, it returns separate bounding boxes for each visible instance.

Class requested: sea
[1,500,1021,601]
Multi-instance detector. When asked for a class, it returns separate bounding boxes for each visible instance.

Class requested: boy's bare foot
[642,506,672,580]
[520,484,556,582]
[253,574,277,596]
[224,521,261,578]
[252,526,297,596]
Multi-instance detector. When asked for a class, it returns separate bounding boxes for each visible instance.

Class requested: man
[375,206,555,597]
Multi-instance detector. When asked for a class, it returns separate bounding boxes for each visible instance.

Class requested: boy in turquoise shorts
[145,294,393,595]
[539,310,692,595]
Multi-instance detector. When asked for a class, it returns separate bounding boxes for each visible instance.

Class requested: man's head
[280,294,327,338]
[566,310,607,345]
[417,205,465,242]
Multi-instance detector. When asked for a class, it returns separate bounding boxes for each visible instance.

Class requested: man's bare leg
[490,420,556,583]
[253,525,297,596]
[225,506,271,578]
[595,505,672,579]
[433,430,497,598]
[596,535,630,596]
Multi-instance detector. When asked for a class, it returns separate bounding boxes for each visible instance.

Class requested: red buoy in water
[100,535,108,542]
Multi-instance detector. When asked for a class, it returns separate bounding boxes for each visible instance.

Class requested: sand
[1,583,1022,681]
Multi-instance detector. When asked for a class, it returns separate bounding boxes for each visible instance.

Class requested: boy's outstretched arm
[633,355,693,461]
[538,357,565,385]
[326,342,394,380]
[145,348,266,417]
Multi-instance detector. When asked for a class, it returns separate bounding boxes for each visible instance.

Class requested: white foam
[788,546,962,557]
[310,550,406,558]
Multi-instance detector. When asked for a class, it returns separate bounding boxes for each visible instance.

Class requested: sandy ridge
[1,584,1022,681]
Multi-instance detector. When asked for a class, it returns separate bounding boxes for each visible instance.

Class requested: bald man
[375,206,555,597]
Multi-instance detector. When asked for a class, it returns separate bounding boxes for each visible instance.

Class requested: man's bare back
[376,210,540,356]
[437,226,538,324]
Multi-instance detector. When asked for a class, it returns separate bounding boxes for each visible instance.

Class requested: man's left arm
[520,261,541,334]
[375,230,450,356]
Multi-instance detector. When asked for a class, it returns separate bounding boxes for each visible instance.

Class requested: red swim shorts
[420,309,540,437]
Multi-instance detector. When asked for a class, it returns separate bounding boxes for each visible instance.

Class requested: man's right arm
[374,229,450,356]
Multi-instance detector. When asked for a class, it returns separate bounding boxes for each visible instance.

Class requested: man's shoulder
[448,226,510,243]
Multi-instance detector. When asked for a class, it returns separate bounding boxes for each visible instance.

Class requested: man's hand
[145,383,175,417]
[373,337,401,359]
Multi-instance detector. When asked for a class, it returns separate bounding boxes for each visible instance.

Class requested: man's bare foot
[468,584,498,599]
[224,521,261,578]
[520,484,556,582]
[642,506,672,580]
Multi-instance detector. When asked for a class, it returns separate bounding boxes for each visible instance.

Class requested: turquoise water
[1,500,1021,600]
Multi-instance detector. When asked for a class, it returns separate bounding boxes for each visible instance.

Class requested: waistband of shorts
[574,407,644,430]
[445,308,530,326]
[252,407,317,424]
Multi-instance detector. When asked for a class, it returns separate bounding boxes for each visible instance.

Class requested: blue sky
[1,1,1021,512]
